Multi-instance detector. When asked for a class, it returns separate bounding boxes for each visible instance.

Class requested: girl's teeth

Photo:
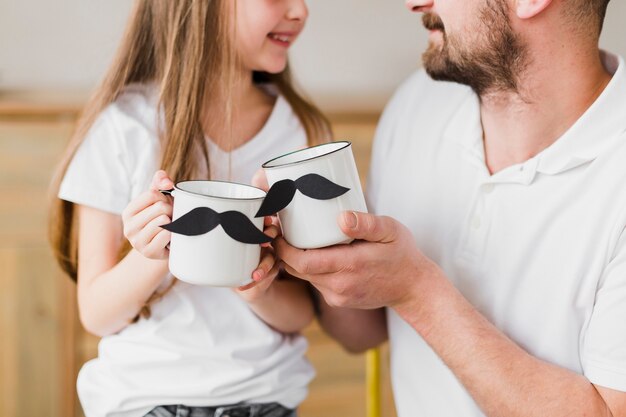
[270,34,290,42]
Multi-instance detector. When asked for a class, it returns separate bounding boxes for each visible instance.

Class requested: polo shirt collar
[535,52,626,175]
[443,88,485,167]
[443,51,626,181]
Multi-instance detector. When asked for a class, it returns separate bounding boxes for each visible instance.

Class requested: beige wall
[1,0,625,112]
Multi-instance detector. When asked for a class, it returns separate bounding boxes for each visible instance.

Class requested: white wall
[0,0,132,93]
[1,0,625,112]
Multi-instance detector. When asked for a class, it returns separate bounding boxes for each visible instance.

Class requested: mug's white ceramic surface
[166,181,266,286]
[262,141,367,249]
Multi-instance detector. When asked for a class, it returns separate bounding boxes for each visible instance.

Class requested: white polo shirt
[367,52,626,417]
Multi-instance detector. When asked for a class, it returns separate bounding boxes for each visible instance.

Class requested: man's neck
[479,47,612,174]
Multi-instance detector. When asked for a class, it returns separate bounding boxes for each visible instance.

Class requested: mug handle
[159,189,175,250]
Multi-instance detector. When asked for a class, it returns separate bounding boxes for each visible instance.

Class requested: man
[274,0,626,415]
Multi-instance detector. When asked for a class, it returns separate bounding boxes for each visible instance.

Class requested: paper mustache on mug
[161,207,272,244]
[255,173,350,217]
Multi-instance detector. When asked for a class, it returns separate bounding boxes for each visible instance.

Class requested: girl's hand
[122,170,174,259]
[235,222,281,303]
[251,167,283,232]
[251,167,269,191]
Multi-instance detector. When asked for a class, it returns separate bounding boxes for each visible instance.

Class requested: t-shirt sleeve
[58,110,131,215]
[582,226,626,392]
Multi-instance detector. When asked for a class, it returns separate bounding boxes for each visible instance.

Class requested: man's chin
[422,51,448,79]
[422,57,468,86]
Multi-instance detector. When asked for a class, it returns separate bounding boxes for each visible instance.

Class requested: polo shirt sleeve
[58,109,132,215]
[582,227,626,392]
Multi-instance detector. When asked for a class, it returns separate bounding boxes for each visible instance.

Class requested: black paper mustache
[161,207,272,244]
[255,173,350,217]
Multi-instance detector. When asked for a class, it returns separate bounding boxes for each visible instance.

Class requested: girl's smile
[268,31,298,48]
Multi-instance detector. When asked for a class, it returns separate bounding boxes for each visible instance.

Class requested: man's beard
[422,0,527,95]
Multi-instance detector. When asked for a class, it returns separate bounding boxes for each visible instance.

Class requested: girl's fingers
[253,262,281,291]
[265,260,281,282]
[236,256,281,294]
[251,168,269,191]
[150,170,174,191]
[260,224,281,248]
[238,263,279,293]
[261,222,282,248]
[124,200,173,238]
[132,214,172,255]
[144,228,172,259]
[237,280,259,291]
[253,249,276,282]
[270,216,281,228]
[124,201,172,240]
[123,190,170,220]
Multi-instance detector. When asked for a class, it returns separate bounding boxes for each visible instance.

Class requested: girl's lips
[267,32,297,47]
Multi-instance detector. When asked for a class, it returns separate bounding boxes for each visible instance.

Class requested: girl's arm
[236,226,314,333]
[237,169,314,333]
[77,171,174,337]
[77,205,170,336]
[237,271,315,334]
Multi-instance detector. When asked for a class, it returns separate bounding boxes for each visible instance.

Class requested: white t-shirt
[367,52,626,417]
[59,83,314,417]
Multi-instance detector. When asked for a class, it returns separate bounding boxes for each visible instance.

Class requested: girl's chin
[255,61,288,75]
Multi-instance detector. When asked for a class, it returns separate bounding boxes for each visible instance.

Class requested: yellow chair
[366,348,381,417]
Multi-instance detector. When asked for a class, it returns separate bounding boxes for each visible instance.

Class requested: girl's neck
[202,70,275,152]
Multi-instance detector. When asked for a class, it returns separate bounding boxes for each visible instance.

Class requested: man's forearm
[395,272,613,417]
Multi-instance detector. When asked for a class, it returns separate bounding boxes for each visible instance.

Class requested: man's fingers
[283,263,309,282]
[282,264,334,294]
[274,237,345,276]
[338,211,399,243]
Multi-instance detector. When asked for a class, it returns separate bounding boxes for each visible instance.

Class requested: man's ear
[515,0,553,19]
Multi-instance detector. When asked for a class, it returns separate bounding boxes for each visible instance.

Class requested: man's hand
[274,210,442,310]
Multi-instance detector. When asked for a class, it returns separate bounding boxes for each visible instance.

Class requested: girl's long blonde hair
[49,0,331,318]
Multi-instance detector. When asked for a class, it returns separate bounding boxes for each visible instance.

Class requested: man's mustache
[161,207,272,244]
[423,12,445,32]
[255,173,350,217]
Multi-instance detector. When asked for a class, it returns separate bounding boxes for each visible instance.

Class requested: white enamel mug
[163,180,266,287]
[261,141,367,249]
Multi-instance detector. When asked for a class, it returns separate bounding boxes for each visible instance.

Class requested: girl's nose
[405,0,434,13]
[287,0,308,21]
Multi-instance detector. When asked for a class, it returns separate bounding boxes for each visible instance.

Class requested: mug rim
[262,141,352,169]
[174,180,266,201]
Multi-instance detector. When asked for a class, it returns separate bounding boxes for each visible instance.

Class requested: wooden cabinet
[0,108,396,417]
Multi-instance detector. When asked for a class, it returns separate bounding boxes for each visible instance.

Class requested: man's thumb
[338,211,397,243]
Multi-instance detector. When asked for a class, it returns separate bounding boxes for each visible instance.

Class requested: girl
[49,1,331,416]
